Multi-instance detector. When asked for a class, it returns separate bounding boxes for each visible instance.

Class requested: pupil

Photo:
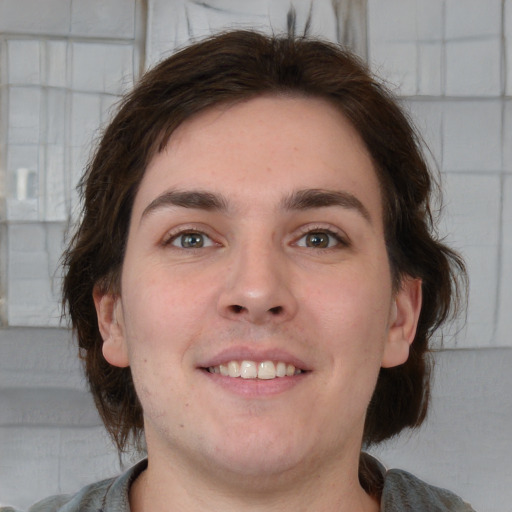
[307,232,329,248]
[182,233,203,248]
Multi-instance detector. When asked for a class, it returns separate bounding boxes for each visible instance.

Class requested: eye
[295,230,344,249]
[169,231,215,249]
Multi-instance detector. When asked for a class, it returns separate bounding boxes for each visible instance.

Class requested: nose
[217,240,298,325]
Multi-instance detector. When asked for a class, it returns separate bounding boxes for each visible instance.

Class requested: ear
[381,277,422,369]
[93,285,130,368]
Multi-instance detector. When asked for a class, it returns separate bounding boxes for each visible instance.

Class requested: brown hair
[62,30,465,458]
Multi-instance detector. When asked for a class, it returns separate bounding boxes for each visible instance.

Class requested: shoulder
[0,478,114,512]
[382,468,476,512]
[1,459,147,512]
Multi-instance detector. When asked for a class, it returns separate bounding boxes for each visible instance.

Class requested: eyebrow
[281,188,372,223]
[140,187,371,224]
[141,190,229,221]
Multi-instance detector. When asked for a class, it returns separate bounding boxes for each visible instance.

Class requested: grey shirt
[2,458,476,512]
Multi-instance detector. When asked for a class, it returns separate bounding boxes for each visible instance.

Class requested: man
[4,30,473,511]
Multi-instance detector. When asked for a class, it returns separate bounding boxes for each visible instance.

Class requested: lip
[200,366,308,397]
[197,346,311,398]
[198,346,311,371]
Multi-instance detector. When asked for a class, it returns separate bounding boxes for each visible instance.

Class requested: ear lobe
[382,277,422,369]
[93,285,130,368]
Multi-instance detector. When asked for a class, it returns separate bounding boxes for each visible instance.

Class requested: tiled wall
[0,1,510,511]
[0,0,143,326]
[368,0,511,350]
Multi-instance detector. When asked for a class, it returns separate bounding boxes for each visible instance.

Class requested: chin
[202,426,312,478]
[211,449,305,481]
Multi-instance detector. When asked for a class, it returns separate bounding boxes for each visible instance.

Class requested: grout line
[0,33,138,45]
[492,172,505,343]
[501,0,507,95]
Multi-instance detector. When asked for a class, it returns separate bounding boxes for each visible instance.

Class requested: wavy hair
[62,31,466,465]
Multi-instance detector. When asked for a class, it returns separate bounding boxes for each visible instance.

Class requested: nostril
[228,304,283,316]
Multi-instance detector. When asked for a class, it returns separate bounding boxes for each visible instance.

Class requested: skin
[94,96,422,512]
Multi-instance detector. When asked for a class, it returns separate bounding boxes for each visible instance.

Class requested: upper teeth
[208,361,301,379]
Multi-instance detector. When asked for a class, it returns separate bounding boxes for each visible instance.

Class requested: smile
[207,360,303,380]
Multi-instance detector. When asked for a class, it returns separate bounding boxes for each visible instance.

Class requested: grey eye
[172,232,213,248]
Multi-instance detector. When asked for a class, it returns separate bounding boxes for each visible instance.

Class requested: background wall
[0,1,510,511]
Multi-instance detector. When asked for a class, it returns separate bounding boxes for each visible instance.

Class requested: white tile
[0,427,60,510]
[504,101,512,172]
[0,0,71,35]
[7,223,46,251]
[69,146,86,214]
[445,0,502,39]
[71,42,134,94]
[7,277,60,327]
[506,0,512,96]
[0,326,82,389]
[417,42,442,96]
[6,144,39,221]
[416,0,444,40]
[5,197,38,222]
[188,0,270,15]
[46,40,68,88]
[445,38,501,97]
[404,100,443,170]
[0,389,100,426]
[69,93,101,203]
[7,87,41,144]
[46,88,67,145]
[441,173,501,248]
[368,0,417,42]
[0,426,120,509]
[44,145,67,221]
[146,0,189,68]
[6,224,63,325]
[8,251,49,280]
[6,144,39,197]
[174,1,258,41]
[496,175,512,347]
[71,0,136,38]
[0,425,121,510]
[45,223,66,276]
[442,101,502,172]
[7,40,40,85]
[8,278,52,309]
[371,348,512,512]
[148,0,338,68]
[268,0,339,41]
[70,92,102,148]
[439,173,501,348]
[101,94,121,125]
[369,41,417,96]
[296,0,338,41]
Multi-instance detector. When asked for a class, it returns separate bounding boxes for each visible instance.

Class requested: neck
[129,446,380,512]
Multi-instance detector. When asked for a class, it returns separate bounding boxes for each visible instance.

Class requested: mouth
[203,360,304,380]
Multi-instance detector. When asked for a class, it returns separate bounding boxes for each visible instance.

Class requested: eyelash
[161,225,349,251]
[294,226,349,250]
[162,226,350,252]
[162,228,216,249]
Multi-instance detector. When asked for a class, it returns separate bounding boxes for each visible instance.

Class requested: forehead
[132,95,383,225]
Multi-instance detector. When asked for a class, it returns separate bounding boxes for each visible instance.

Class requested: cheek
[307,265,391,318]
[119,262,222,367]
[124,263,210,319]
[305,267,392,355]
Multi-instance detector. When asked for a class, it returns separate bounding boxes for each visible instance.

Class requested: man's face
[96,96,420,480]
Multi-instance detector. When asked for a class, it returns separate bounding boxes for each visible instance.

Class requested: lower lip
[200,369,307,398]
